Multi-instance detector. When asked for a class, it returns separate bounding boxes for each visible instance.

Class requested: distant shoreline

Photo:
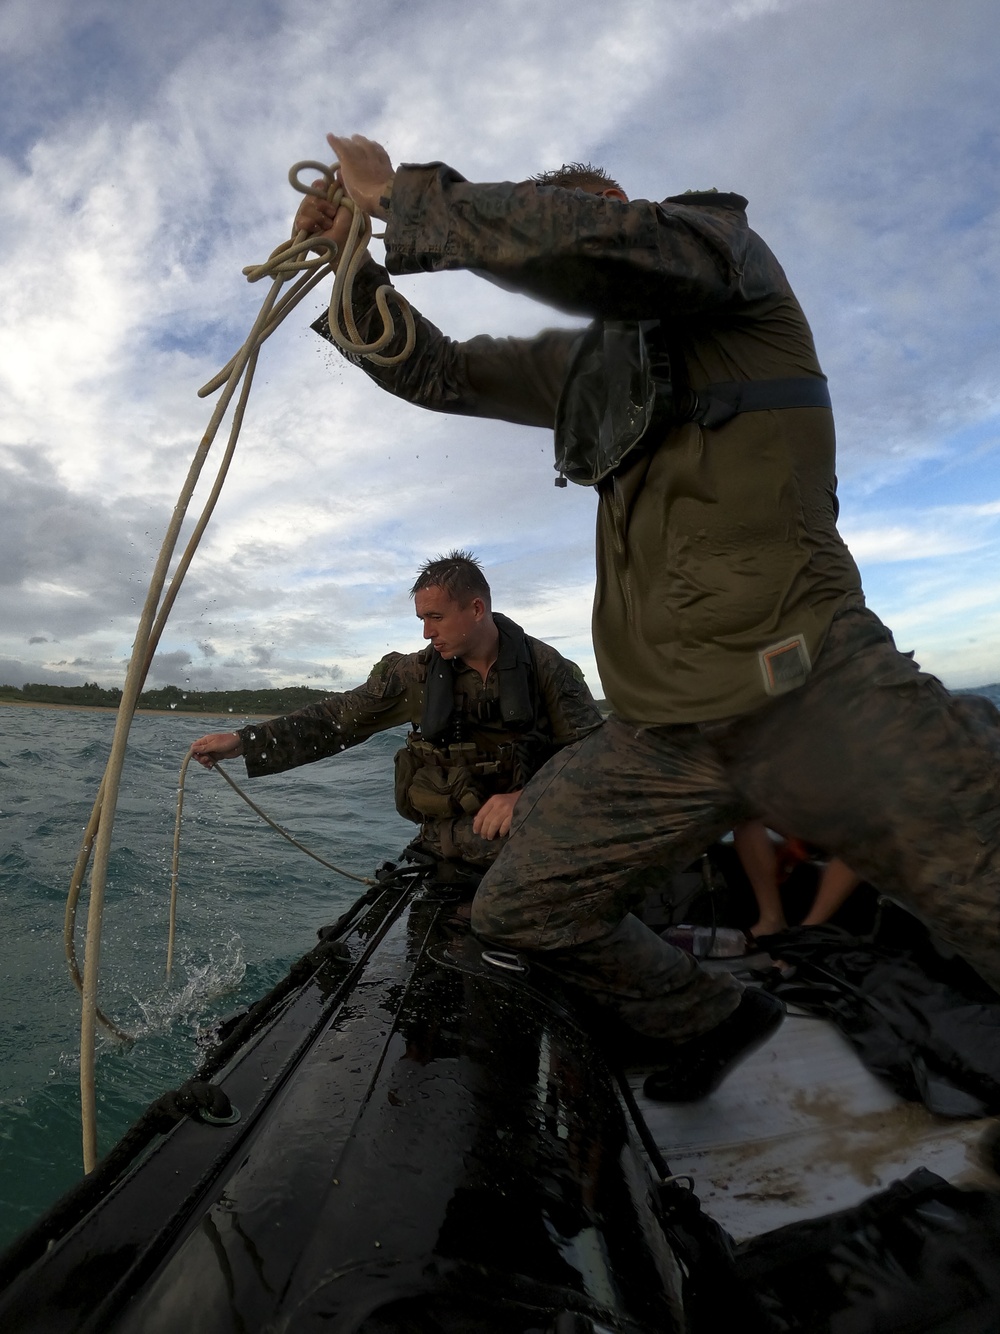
[0,699,273,720]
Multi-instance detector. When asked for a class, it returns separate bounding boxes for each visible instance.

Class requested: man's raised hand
[326,133,396,219]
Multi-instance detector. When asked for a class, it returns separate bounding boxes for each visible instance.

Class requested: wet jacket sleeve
[238,653,419,777]
[382,163,765,320]
[313,262,577,428]
[528,637,605,746]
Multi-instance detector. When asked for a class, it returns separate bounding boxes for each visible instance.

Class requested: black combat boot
[642,987,785,1102]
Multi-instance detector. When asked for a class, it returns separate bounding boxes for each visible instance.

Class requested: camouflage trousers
[416,814,503,868]
[472,606,1000,1039]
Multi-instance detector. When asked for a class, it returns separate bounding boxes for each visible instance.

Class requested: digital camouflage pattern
[310,165,1000,1036]
[239,631,603,866]
[412,813,511,867]
[474,607,1000,1001]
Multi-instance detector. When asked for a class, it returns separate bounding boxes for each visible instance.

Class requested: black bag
[737,1168,1000,1333]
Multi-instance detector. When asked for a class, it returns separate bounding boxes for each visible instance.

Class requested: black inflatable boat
[0,863,693,1333]
[3,852,1000,1333]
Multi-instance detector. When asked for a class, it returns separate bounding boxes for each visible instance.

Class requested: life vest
[393,614,550,824]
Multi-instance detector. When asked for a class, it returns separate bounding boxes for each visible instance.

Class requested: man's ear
[600,187,629,203]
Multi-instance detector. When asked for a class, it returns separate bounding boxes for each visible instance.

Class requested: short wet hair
[530,162,623,193]
[410,550,491,606]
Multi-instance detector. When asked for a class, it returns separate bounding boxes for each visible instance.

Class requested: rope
[613,1067,675,1184]
[209,762,377,885]
[166,750,192,982]
[66,155,413,1172]
[166,752,377,980]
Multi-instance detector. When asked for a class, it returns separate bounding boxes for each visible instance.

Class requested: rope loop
[242,230,340,283]
[287,159,339,198]
[197,156,415,399]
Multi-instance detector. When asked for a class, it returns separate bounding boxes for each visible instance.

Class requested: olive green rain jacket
[315,163,865,724]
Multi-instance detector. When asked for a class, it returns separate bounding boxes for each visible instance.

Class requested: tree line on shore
[0,681,335,715]
[6,678,992,717]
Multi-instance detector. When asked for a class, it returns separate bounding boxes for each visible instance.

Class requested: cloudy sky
[1,0,998,700]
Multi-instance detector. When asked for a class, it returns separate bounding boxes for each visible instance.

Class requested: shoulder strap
[491,613,535,731]
[419,614,534,742]
[419,651,456,744]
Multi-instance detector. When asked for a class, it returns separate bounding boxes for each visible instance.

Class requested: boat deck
[633,991,999,1243]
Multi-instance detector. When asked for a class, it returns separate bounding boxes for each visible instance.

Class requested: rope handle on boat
[167,750,377,980]
[65,151,415,1172]
[612,1066,677,1185]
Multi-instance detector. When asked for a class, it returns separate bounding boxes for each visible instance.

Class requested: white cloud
[2,0,999,696]
[844,498,1000,564]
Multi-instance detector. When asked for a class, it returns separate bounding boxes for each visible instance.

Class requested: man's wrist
[374,174,395,220]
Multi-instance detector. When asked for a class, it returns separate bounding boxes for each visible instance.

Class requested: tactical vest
[393,614,550,825]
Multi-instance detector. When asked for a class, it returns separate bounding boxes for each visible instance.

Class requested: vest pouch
[406,763,484,820]
[393,746,424,823]
[553,321,657,486]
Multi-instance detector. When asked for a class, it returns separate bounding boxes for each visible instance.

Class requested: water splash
[129,936,247,1040]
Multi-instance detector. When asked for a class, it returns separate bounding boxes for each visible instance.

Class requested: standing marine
[290,133,1000,1100]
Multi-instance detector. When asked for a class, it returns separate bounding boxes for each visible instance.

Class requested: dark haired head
[530,162,623,194]
[410,550,491,607]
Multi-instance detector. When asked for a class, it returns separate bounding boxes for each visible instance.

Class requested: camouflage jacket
[238,630,602,789]
[314,164,864,725]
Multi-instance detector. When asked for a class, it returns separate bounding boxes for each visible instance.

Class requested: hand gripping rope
[64,157,414,1172]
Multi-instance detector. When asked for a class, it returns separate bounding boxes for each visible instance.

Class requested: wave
[127,937,248,1041]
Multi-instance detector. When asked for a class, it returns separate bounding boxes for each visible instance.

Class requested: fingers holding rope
[201,155,415,400]
[288,159,347,236]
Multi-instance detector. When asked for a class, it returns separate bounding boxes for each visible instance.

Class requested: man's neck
[458,617,500,682]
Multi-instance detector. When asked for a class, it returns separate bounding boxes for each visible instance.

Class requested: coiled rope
[65,157,413,1171]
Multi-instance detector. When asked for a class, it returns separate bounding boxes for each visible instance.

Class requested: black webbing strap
[693,376,831,429]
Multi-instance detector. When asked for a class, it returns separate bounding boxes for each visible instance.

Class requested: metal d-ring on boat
[481,947,530,974]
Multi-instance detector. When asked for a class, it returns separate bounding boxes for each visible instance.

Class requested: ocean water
[3,686,1000,1255]
[0,705,413,1251]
